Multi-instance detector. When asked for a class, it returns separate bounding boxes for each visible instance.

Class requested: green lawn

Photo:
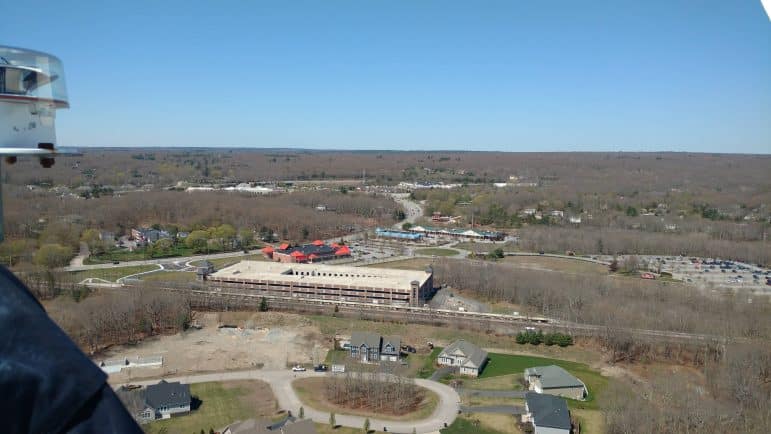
[453,242,518,253]
[139,271,198,282]
[479,353,607,410]
[455,373,524,391]
[415,248,458,257]
[144,381,276,434]
[440,415,510,434]
[416,347,443,379]
[368,258,435,270]
[69,265,159,283]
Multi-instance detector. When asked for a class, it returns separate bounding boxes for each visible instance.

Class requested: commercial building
[409,225,504,241]
[374,227,423,241]
[262,240,351,263]
[208,261,433,306]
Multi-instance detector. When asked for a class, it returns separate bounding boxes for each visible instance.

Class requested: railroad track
[132,283,734,344]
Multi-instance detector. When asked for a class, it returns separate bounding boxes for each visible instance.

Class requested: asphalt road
[115,369,460,434]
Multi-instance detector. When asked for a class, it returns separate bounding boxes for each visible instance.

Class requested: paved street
[115,369,460,434]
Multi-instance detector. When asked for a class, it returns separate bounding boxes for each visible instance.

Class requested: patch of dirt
[102,312,329,382]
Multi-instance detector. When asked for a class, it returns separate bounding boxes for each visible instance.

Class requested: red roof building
[312,239,324,246]
[278,243,290,250]
[335,246,351,256]
[261,246,275,259]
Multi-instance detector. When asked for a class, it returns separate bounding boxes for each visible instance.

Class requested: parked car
[313,364,328,372]
[292,365,306,372]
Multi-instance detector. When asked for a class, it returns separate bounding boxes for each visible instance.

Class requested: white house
[437,340,488,377]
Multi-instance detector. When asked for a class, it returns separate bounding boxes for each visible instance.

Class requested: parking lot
[599,255,771,293]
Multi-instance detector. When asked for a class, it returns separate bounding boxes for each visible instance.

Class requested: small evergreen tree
[299,406,304,419]
[329,412,336,427]
[259,296,268,312]
[544,333,555,346]
[516,332,528,345]
[363,417,370,432]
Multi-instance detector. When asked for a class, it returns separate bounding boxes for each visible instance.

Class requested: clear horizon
[2,1,769,153]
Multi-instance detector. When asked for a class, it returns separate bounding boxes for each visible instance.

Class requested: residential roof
[115,387,148,416]
[524,365,585,389]
[262,246,274,254]
[335,246,351,256]
[351,331,381,349]
[440,339,488,369]
[382,336,401,354]
[525,392,571,430]
[145,380,190,410]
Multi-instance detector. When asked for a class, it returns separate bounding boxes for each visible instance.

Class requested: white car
[291,365,306,372]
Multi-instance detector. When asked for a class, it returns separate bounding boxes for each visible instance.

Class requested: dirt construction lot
[101,312,329,383]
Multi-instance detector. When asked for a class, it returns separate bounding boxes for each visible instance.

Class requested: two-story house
[349,332,402,363]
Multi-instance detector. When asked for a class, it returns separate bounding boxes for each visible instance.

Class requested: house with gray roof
[522,392,572,434]
[349,332,403,363]
[524,365,587,400]
[144,380,191,419]
[437,339,488,377]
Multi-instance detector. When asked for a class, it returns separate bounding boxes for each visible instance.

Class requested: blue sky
[2,1,769,152]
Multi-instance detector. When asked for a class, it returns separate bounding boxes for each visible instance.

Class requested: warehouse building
[208,261,433,306]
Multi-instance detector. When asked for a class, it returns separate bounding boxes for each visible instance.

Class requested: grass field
[441,414,519,434]
[139,271,198,282]
[572,409,605,434]
[500,255,607,275]
[479,353,607,410]
[191,254,266,269]
[144,380,277,434]
[416,347,443,378]
[454,241,518,253]
[459,373,524,391]
[415,248,458,257]
[292,377,439,421]
[69,265,159,283]
[369,258,435,270]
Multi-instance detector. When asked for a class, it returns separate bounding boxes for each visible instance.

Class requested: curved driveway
[115,369,460,434]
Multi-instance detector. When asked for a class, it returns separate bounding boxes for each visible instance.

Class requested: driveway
[115,369,460,434]
[459,389,526,398]
[429,366,454,382]
[460,405,524,415]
